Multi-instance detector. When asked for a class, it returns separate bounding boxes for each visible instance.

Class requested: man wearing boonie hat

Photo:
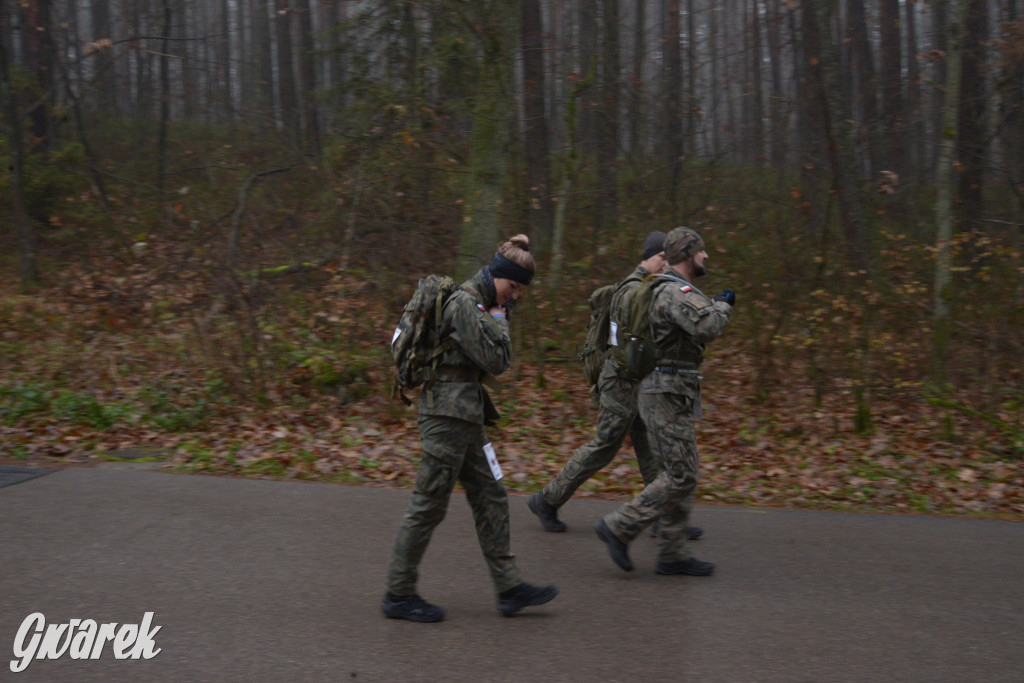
[528,234,653,526]
[594,226,735,576]
[528,233,704,542]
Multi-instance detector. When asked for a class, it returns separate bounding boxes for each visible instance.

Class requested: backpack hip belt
[654,363,701,376]
[424,366,504,409]
[435,365,483,382]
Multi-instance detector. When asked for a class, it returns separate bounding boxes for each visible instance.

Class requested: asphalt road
[1,464,1022,682]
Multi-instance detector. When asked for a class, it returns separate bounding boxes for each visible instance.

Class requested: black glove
[713,289,736,307]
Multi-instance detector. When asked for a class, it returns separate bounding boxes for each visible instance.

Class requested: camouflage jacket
[640,267,731,397]
[418,268,512,423]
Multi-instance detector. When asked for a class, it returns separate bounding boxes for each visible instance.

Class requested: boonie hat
[664,227,705,265]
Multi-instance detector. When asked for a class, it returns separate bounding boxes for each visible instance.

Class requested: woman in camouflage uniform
[383,235,558,622]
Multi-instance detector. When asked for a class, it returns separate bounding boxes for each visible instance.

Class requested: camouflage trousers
[602,391,699,563]
[541,399,660,508]
[386,415,521,596]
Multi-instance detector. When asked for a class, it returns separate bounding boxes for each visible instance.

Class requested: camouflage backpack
[613,273,685,380]
[578,283,617,386]
[390,275,460,405]
[580,272,654,386]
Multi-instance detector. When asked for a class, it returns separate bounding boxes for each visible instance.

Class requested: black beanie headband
[489,252,534,286]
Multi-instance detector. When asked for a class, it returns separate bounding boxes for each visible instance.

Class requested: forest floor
[1,253,1022,521]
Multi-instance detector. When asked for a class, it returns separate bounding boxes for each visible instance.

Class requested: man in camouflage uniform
[384,240,557,622]
[595,227,735,576]
[528,232,702,541]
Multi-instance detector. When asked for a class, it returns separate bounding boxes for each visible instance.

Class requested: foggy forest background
[1,0,1022,515]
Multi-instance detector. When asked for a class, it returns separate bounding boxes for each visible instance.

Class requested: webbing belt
[654,365,701,376]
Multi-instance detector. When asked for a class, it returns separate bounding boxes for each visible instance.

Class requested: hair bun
[509,234,530,252]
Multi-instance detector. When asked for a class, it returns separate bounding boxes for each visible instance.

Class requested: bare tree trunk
[879,0,904,177]
[956,0,988,233]
[578,0,598,164]
[20,0,53,151]
[930,0,949,181]
[664,0,683,202]
[904,0,924,182]
[749,0,765,163]
[200,0,212,124]
[807,0,874,429]
[521,0,553,256]
[766,0,786,171]
[275,0,298,141]
[63,0,83,111]
[2,6,37,287]
[220,0,234,123]
[805,0,871,274]
[709,0,720,157]
[725,3,738,161]
[546,0,566,153]
[253,0,273,125]
[847,0,879,174]
[1005,0,1024,279]
[458,15,512,281]
[933,0,970,381]
[157,0,171,192]
[551,63,584,289]
[629,0,645,155]
[53,20,110,206]
[742,0,751,160]
[294,0,320,156]
[685,0,696,155]
[796,2,826,248]
[1006,0,1024,189]
[174,0,193,120]
[333,0,349,111]
[909,0,925,181]
[130,2,148,125]
[90,0,116,114]
[238,0,252,109]
[596,0,619,234]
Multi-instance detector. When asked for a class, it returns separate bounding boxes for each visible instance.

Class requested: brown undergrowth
[2,264,1021,519]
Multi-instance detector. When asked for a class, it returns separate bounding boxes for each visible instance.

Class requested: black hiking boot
[594,519,633,572]
[498,582,559,617]
[649,521,704,540]
[527,492,567,533]
[655,557,715,576]
[381,593,445,622]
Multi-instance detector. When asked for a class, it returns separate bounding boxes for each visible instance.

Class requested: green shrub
[0,383,51,425]
[51,391,129,429]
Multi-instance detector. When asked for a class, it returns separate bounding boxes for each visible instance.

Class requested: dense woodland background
[1,0,1022,517]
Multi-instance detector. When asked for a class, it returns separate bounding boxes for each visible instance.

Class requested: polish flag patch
[477,303,486,311]
[680,286,692,293]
